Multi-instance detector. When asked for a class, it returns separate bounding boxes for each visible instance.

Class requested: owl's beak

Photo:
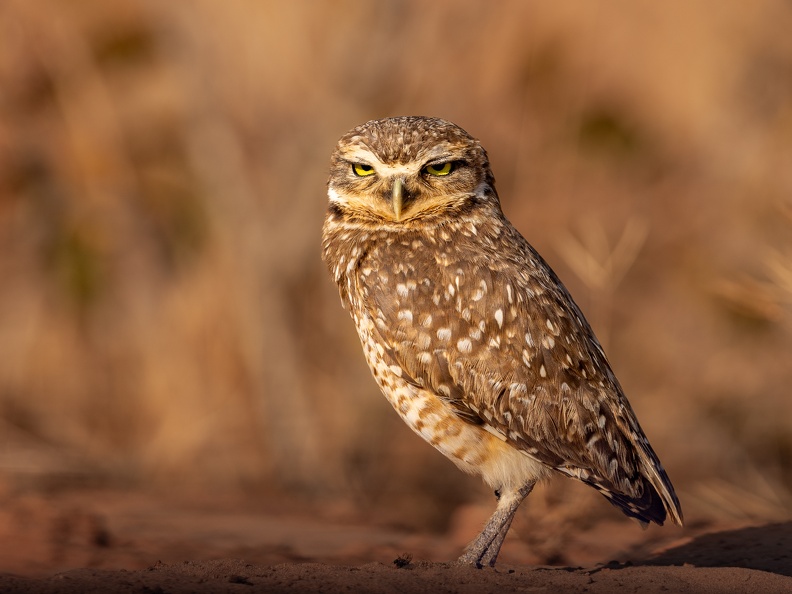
[391,177,404,220]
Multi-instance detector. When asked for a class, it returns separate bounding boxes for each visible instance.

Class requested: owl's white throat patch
[327,186,344,204]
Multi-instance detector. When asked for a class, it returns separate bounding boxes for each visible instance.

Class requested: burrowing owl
[321,116,682,567]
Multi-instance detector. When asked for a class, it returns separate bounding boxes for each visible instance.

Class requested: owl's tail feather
[641,456,684,526]
[586,459,683,527]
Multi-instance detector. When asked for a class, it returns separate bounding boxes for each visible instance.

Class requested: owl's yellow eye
[423,162,454,176]
[352,163,376,177]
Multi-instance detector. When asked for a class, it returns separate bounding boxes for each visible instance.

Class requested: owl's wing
[360,232,682,527]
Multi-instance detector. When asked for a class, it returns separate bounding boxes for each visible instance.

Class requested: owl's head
[327,116,499,225]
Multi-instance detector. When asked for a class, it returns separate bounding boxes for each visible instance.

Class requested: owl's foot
[457,481,535,568]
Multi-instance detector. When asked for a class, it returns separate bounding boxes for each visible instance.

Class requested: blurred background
[1,0,792,571]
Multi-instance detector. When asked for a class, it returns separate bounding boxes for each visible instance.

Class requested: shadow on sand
[640,522,792,578]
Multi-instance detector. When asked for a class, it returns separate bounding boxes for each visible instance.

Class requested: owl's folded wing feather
[361,234,682,526]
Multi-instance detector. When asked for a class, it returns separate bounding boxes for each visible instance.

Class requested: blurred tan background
[1,0,792,565]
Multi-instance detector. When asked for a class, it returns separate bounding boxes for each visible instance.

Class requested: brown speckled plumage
[322,116,682,567]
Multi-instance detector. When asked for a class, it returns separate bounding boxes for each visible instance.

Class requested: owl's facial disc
[328,133,495,224]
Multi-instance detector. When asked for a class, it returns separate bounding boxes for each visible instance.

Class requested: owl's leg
[478,504,517,567]
[457,481,535,568]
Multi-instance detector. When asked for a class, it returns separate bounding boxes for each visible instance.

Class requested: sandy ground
[0,488,790,593]
[4,560,792,594]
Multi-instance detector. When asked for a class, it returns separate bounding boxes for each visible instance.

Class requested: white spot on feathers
[471,280,488,301]
[522,349,532,367]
